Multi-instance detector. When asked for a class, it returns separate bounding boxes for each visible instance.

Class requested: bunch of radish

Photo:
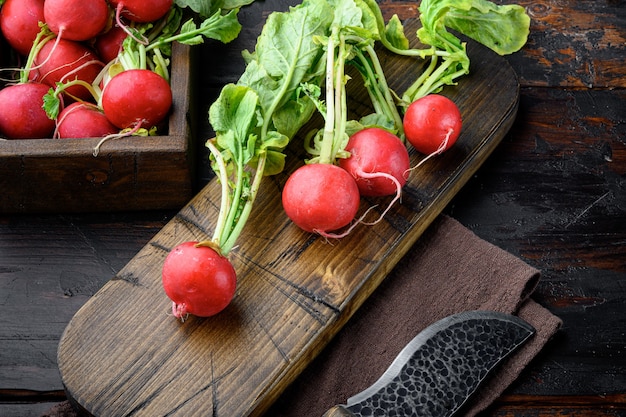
[160,0,477,321]
[284,93,463,237]
[279,0,531,240]
[0,0,242,146]
[281,8,464,239]
[158,0,528,322]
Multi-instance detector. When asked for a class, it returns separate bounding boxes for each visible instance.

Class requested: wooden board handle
[322,405,357,417]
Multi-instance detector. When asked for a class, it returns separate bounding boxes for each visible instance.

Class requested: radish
[159,3,328,321]
[282,163,361,236]
[403,94,462,155]
[281,25,362,236]
[281,19,373,237]
[339,128,410,197]
[0,0,45,56]
[55,102,119,139]
[162,241,237,320]
[0,82,57,139]
[101,69,172,129]
[109,0,174,23]
[43,0,110,41]
[33,38,105,102]
[94,25,128,63]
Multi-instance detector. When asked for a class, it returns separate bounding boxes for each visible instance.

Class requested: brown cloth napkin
[266,215,562,416]
[42,215,561,417]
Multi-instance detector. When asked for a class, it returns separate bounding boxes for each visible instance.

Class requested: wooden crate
[0,42,195,213]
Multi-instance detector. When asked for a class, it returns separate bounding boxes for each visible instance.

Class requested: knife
[322,310,535,417]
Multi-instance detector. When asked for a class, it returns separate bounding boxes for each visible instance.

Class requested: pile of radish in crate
[0,0,241,148]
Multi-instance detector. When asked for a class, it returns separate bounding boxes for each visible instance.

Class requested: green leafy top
[401,0,529,103]
[206,0,334,254]
[300,0,405,163]
[420,0,530,56]
[117,7,242,81]
[175,0,254,18]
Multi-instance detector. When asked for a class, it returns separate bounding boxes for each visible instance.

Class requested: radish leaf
[441,0,530,55]
[207,0,334,254]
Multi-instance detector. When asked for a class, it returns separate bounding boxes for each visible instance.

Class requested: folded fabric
[42,215,561,417]
[266,215,562,416]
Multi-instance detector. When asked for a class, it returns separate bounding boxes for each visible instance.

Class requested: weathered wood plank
[487,393,626,416]
[448,88,626,270]
[375,0,626,89]
[445,87,626,397]
[510,0,626,88]
[0,213,171,391]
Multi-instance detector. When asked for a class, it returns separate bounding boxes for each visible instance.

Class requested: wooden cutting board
[57,20,520,417]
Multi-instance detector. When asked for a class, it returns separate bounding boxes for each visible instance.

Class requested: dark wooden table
[1,1,625,416]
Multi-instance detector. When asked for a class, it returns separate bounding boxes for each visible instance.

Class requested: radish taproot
[0,82,57,139]
[0,26,58,139]
[339,127,410,197]
[283,8,403,237]
[282,163,361,235]
[101,69,172,129]
[43,0,110,41]
[281,21,360,236]
[403,94,462,155]
[162,241,237,319]
[0,0,45,56]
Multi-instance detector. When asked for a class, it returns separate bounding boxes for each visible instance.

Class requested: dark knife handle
[322,405,357,417]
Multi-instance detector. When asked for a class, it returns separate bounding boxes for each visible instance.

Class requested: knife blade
[322,310,535,417]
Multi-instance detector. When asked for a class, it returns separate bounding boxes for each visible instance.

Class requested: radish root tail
[357,169,403,226]
[171,302,189,322]
[115,3,149,45]
[313,206,376,239]
[92,121,143,156]
[405,128,453,176]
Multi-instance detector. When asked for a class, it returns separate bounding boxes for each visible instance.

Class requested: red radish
[403,94,462,155]
[339,128,410,197]
[101,69,172,129]
[162,241,237,319]
[55,102,119,139]
[0,0,45,56]
[0,82,57,139]
[33,39,104,101]
[282,163,361,236]
[44,0,110,41]
[94,25,128,63]
[109,0,174,23]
